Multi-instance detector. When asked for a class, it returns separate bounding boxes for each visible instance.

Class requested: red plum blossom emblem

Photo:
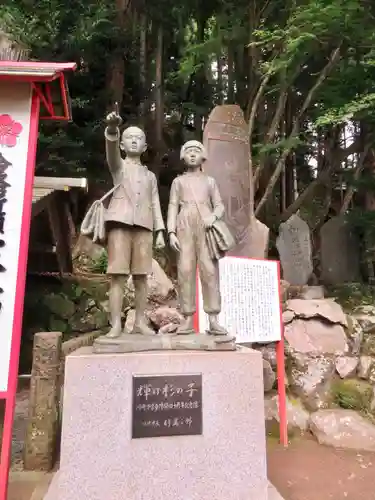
[0,114,23,147]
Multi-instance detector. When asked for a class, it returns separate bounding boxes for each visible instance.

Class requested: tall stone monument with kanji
[203,105,269,258]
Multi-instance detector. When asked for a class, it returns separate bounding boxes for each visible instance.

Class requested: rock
[44,293,75,319]
[362,334,375,356]
[331,379,373,412]
[257,344,277,369]
[76,276,112,305]
[92,310,109,329]
[289,354,335,411]
[75,297,95,316]
[345,316,363,355]
[70,308,109,333]
[310,409,375,451]
[354,305,375,316]
[335,357,359,378]
[287,285,304,299]
[353,305,375,333]
[358,356,374,379]
[73,234,105,261]
[368,364,375,384]
[280,280,290,301]
[148,260,175,302]
[123,310,153,333]
[158,323,179,334]
[264,395,310,433]
[286,299,347,326]
[128,259,174,303]
[285,319,348,354]
[282,310,295,324]
[148,306,183,328]
[49,318,68,333]
[124,309,136,333]
[70,312,94,333]
[298,286,325,300]
[263,360,276,392]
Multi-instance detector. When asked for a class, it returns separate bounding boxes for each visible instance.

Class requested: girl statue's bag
[207,218,236,259]
[80,184,119,243]
[187,178,235,260]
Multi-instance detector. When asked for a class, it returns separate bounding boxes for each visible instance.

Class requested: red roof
[0,61,76,81]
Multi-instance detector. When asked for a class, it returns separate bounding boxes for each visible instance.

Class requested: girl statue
[167,140,229,336]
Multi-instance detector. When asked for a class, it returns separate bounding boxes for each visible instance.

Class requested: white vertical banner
[198,256,282,344]
[0,82,32,392]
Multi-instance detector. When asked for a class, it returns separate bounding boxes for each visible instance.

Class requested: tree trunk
[255,46,342,216]
[217,50,224,105]
[139,11,148,125]
[106,0,131,110]
[340,145,371,214]
[227,43,235,104]
[155,24,164,146]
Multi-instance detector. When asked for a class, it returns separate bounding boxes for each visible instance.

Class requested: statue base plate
[93,333,236,353]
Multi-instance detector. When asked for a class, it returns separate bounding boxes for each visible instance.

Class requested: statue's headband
[180,140,207,160]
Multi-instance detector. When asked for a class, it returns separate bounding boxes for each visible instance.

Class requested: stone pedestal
[45,347,268,500]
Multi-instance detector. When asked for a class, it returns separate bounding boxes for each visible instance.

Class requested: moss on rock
[44,293,75,319]
[331,379,373,413]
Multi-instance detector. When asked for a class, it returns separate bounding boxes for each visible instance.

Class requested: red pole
[276,267,288,447]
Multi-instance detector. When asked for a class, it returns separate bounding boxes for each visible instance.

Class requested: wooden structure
[30,176,87,274]
[24,330,102,471]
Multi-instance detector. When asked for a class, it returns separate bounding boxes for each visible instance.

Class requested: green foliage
[255,136,304,157]
[326,283,375,311]
[331,379,373,414]
[3,0,375,235]
[90,250,108,274]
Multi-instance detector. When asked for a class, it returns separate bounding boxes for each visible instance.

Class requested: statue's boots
[132,318,155,336]
[176,315,195,335]
[207,315,229,336]
[106,320,122,339]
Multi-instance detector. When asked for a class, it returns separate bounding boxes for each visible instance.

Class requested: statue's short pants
[106,223,153,275]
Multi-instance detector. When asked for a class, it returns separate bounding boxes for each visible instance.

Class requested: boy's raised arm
[105,106,123,174]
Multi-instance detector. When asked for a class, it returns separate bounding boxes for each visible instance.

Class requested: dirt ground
[267,436,375,500]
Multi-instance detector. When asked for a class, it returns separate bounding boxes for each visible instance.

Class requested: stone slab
[45,347,268,500]
[93,332,236,353]
[276,214,313,286]
[268,482,285,500]
[46,474,284,500]
[203,105,269,258]
[320,215,360,285]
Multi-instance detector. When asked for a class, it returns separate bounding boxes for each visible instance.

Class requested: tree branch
[255,45,342,217]
[279,132,368,221]
[246,71,272,216]
[279,168,332,222]
[340,145,371,214]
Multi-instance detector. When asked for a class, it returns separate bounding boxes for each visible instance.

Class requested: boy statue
[167,140,228,336]
[104,110,165,338]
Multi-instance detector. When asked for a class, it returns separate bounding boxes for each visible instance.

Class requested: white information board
[198,256,282,343]
[0,82,32,392]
